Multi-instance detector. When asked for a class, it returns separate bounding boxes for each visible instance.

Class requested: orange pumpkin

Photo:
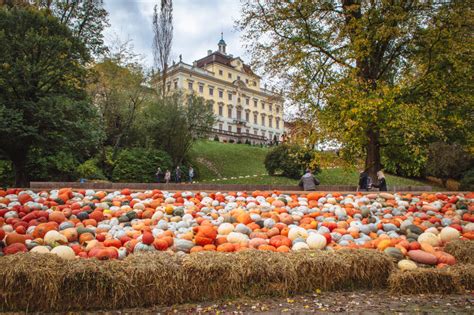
[217,243,235,252]
[269,235,292,248]
[258,244,276,251]
[153,238,169,250]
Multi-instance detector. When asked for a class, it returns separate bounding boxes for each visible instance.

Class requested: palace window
[228,125,232,132]
[246,98,249,105]
[246,129,249,134]
[261,102,265,110]
[245,112,249,122]
[219,90,223,98]
[228,73,232,79]
[237,127,241,134]
[219,105,223,116]
[188,82,193,90]
[276,106,280,114]
[209,87,214,96]
[237,110,242,120]
[219,69,223,75]
[269,117,273,128]
[269,104,272,111]
[219,124,223,131]
[261,130,266,137]
[228,93,232,101]
[227,107,232,118]
[253,113,258,124]
[237,75,241,81]
[245,79,249,84]
[261,115,265,126]
[174,81,178,89]
[276,118,280,129]
[254,99,258,107]
[198,84,204,93]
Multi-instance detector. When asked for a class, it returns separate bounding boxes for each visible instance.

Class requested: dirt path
[83,290,473,314]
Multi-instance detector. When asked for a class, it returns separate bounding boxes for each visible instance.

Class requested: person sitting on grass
[298,169,320,191]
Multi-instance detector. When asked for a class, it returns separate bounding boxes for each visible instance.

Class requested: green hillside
[189,141,433,187]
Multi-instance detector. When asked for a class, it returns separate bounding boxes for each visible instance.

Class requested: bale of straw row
[388,269,464,294]
[444,240,474,264]
[0,249,394,312]
[448,264,474,290]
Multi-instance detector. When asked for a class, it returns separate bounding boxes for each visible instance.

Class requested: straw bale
[388,269,463,294]
[448,264,474,290]
[444,240,474,264]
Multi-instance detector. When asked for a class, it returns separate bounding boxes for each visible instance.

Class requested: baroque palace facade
[165,35,284,144]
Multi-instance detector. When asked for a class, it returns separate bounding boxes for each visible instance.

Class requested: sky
[103,0,247,69]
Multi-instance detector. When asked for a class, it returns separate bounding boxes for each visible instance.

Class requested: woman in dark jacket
[373,170,387,191]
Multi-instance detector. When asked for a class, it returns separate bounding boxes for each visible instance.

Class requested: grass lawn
[190,140,436,188]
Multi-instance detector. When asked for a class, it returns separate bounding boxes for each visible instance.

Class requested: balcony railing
[233,118,248,125]
[211,128,266,141]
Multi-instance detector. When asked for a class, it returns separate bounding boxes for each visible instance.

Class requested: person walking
[164,170,171,184]
[298,169,320,191]
[188,166,194,183]
[373,170,388,191]
[155,167,163,183]
[174,166,182,183]
[358,169,370,191]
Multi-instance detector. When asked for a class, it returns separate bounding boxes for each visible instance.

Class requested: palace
[165,35,284,144]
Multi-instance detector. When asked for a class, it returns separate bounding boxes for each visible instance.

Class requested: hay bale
[444,240,474,264]
[181,251,242,300]
[336,249,395,290]
[0,253,66,312]
[389,269,463,294]
[448,264,474,290]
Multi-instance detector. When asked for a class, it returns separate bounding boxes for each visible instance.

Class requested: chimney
[207,50,212,56]
[192,61,197,67]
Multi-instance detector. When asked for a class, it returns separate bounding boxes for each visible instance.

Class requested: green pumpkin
[173,207,185,217]
[384,247,404,262]
[77,227,95,236]
[126,211,137,220]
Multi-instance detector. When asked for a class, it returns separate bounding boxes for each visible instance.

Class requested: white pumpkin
[30,246,51,254]
[425,227,439,235]
[439,227,460,243]
[218,223,234,235]
[288,227,308,241]
[51,245,75,260]
[417,232,440,247]
[306,233,327,250]
[44,230,68,246]
[227,232,249,244]
[292,242,310,251]
[398,259,417,271]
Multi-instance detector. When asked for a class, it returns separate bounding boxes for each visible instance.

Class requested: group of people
[298,168,387,191]
[155,166,194,184]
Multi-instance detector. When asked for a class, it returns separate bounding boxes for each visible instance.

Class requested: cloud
[104,0,247,69]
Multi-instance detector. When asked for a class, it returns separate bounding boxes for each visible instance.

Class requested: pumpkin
[61,228,78,242]
[30,245,51,254]
[44,230,68,246]
[173,239,194,253]
[439,227,460,243]
[153,238,169,251]
[32,222,57,239]
[5,233,26,245]
[398,259,418,271]
[3,243,28,255]
[134,242,156,252]
[49,211,66,223]
[269,235,292,248]
[407,250,437,265]
[384,247,404,261]
[258,244,276,251]
[306,233,327,250]
[276,245,290,252]
[249,238,268,249]
[142,232,154,245]
[217,243,235,252]
[227,232,249,244]
[51,245,75,260]
[434,251,456,265]
[417,232,440,247]
[0,229,5,241]
[292,242,309,251]
[217,223,234,235]
[288,227,308,241]
[79,232,95,245]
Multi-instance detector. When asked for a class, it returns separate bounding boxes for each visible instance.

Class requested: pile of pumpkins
[0,188,472,269]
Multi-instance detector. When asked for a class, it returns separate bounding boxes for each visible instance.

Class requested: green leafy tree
[240,1,473,180]
[0,7,102,186]
[143,92,215,166]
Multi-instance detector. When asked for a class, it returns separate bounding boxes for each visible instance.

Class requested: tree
[1,0,109,55]
[0,7,102,186]
[239,1,473,180]
[144,92,215,166]
[152,0,173,97]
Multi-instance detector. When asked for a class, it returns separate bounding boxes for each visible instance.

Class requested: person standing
[174,166,182,183]
[358,169,370,191]
[298,169,320,191]
[164,170,171,184]
[155,167,163,183]
[188,166,194,183]
[373,170,388,191]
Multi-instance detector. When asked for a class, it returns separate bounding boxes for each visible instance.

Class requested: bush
[460,168,474,191]
[112,148,172,182]
[213,135,219,142]
[0,160,14,188]
[26,150,79,182]
[425,142,472,180]
[229,139,235,143]
[245,139,251,145]
[237,139,242,144]
[76,159,106,180]
[264,144,320,179]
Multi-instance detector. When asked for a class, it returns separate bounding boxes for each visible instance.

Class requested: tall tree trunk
[161,64,167,97]
[12,155,28,188]
[365,129,381,183]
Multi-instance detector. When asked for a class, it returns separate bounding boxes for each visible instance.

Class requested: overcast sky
[103,0,247,69]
